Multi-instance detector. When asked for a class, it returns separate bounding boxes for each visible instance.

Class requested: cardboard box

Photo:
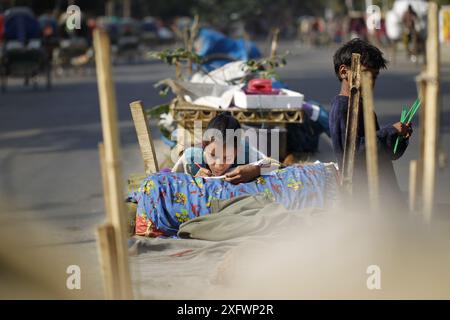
[233,88,304,109]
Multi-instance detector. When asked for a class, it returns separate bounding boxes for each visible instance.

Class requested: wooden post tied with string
[341,53,361,195]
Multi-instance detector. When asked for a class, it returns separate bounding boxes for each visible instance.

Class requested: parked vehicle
[0,7,51,92]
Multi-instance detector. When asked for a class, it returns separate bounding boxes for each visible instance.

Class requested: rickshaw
[0,7,51,92]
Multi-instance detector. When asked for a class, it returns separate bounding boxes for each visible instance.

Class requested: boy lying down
[171,112,280,183]
[129,113,339,238]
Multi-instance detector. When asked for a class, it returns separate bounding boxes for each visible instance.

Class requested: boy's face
[204,141,236,176]
[339,64,379,88]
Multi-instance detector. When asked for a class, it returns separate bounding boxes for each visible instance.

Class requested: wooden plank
[361,71,380,212]
[96,224,120,300]
[130,101,159,175]
[422,2,440,221]
[93,28,133,299]
[409,160,418,213]
[341,53,361,194]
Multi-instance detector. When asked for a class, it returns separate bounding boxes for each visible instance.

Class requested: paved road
[0,42,449,296]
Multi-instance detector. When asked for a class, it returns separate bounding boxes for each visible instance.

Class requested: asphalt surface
[0,42,449,296]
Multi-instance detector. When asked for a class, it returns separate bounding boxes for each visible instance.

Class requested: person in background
[402,5,418,61]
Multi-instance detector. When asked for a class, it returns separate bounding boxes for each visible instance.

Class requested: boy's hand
[225,165,261,185]
[393,122,413,139]
[195,167,212,178]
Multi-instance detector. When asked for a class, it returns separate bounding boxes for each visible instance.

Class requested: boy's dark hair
[205,112,241,146]
[333,38,388,81]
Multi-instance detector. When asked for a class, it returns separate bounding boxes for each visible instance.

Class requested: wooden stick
[361,71,380,212]
[422,2,440,221]
[96,224,120,300]
[342,53,361,194]
[94,28,133,299]
[130,101,159,175]
[409,160,418,213]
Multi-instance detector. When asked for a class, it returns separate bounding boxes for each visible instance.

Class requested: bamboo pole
[94,29,133,299]
[130,101,159,175]
[342,53,361,194]
[361,71,380,212]
[96,224,120,299]
[415,72,427,206]
[422,2,440,221]
[97,143,121,298]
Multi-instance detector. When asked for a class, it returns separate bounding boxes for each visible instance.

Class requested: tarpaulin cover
[196,28,261,72]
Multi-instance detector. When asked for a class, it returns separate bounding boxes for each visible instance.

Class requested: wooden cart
[169,97,305,158]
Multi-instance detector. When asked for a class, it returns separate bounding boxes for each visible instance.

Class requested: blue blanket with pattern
[130,163,338,237]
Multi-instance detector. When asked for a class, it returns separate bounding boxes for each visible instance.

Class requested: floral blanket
[129,163,338,237]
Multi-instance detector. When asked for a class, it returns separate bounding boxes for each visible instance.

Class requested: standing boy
[329,38,412,209]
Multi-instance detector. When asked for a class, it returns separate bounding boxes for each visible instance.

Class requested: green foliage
[148,48,201,66]
[146,104,170,119]
[245,54,288,79]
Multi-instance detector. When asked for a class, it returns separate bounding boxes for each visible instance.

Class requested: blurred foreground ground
[0,42,449,297]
